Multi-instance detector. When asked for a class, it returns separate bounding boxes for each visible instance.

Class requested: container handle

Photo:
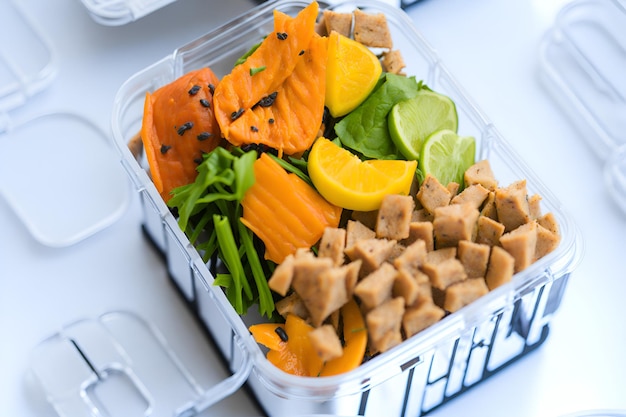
[174,335,253,417]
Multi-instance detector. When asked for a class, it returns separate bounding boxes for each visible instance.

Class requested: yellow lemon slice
[308,137,417,211]
[325,31,382,118]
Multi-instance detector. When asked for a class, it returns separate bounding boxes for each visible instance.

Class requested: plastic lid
[0,0,129,246]
[79,0,177,26]
[30,311,252,417]
[540,0,626,215]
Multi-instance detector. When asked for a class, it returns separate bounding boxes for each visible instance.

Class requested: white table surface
[1,0,625,416]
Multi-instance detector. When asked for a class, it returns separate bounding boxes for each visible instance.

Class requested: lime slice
[388,89,458,160]
[419,129,475,186]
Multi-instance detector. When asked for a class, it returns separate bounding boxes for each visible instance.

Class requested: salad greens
[167,147,275,317]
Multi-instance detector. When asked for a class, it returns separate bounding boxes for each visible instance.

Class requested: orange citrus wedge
[325,31,382,118]
[308,137,417,211]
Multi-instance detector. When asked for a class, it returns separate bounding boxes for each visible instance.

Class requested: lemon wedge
[325,31,382,118]
[308,138,417,211]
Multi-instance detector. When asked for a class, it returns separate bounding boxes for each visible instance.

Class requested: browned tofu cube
[426,247,457,264]
[451,183,490,209]
[495,179,531,232]
[366,297,405,353]
[393,268,419,306]
[422,258,467,290]
[433,203,480,248]
[527,193,543,219]
[537,212,560,235]
[353,9,393,48]
[485,246,515,290]
[354,262,397,310]
[268,253,295,296]
[475,215,505,247]
[500,221,538,273]
[318,227,346,266]
[309,324,343,362]
[402,301,445,338]
[345,219,376,251]
[345,237,396,277]
[444,278,489,312]
[376,194,415,240]
[402,221,434,251]
[275,292,309,321]
[464,159,498,191]
[480,191,498,220]
[457,240,490,278]
[417,174,452,213]
[393,239,427,275]
[381,49,405,74]
[323,10,353,38]
[535,223,561,260]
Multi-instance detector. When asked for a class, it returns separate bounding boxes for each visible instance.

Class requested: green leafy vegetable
[168,147,275,317]
[334,73,425,160]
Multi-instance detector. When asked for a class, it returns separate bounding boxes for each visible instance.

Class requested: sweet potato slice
[213,1,326,155]
[141,67,222,201]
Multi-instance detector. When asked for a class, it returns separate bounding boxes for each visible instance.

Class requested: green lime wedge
[388,89,458,161]
[419,129,475,187]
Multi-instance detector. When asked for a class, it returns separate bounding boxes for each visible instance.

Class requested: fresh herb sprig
[167,147,275,317]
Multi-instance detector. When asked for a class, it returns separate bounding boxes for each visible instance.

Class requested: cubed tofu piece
[537,212,560,235]
[345,220,376,251]
[268,253,295,296]
[393,239,427,275]
[417,174,452,213]
[353,9,393,48]
[354,262,397,310]
[495,179,531,232]
[411,208,433,222]
[475,215,505,247]
[309,324,343,362]
[376,194,415,240]
[275,292,309,321]
[535,223,561,260]
[485,245,515,290]
[342,260,362,298]
[401,221,434,251]
[480,191,498,220]
[457,240,490,278]
[447,182,460,197]
[318,227,346,266]
[402,301,445,338]
[422,258,467,290]
[345,237,397,277]
[381,49,405,74]
[425,247,457,264]
[527,193,543,220]
[500,221,538,273]
[464,159,498,191]
[393,268,419,306]
[291,257,347,327]
[323,10,353,38]
[443,278,489,312]
[366,297,405,353]
[432,203,480,248]
[451,183,490,209]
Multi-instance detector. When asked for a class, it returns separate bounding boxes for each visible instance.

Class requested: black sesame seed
[177,122,194,136]
[299,50,305,56]
[257,91,278,108]
[193,157,203,164]
[208,83,215,94]
[268,118,275,124]
[277,32,288,40]
[188,85,201,95]
[199,98,210,108]
[160,144,171,154]
[231,108,244,121]
[197,132,212,141]
[275,327,288,342]
[250,126,258,132]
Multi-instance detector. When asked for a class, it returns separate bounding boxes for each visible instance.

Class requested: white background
[1,0,625,416]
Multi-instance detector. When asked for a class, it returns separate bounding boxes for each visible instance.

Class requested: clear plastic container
[79,0,177,26]
[539,0,626,215]
[0,0,129,246]
[103,0,582,415]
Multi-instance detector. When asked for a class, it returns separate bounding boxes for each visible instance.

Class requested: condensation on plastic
[105,0,582,416]
[539,0,626,216]
[0,0,129,246]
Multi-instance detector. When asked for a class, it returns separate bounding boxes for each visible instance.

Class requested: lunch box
[44,0,579,415]
[539,0,626,216]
